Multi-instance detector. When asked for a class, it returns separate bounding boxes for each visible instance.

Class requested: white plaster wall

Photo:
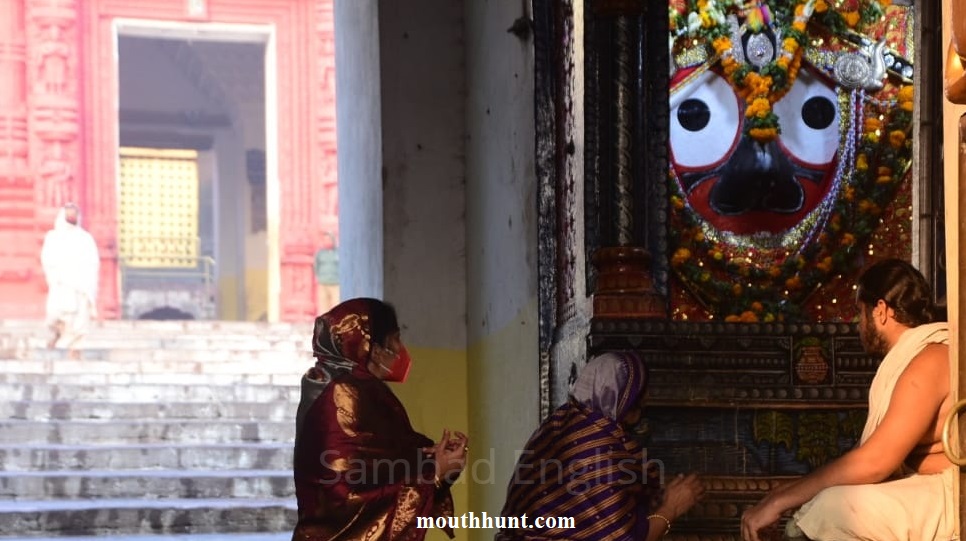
[378,0,467,349]
[463,0,540,535]
[334,0,384,299]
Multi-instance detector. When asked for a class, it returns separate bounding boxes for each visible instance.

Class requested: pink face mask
[372,345,412,383]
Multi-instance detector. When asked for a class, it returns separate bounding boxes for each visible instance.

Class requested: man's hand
[740,498,782,541]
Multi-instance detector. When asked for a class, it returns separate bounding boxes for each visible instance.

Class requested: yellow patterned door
[118,147,199,268]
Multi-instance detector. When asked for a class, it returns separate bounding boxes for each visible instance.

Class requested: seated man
[741,259,956,541]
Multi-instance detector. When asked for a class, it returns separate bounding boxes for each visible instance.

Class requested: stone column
[590,0,664,319]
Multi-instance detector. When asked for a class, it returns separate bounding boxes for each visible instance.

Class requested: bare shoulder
[896,342,949,400]
[905,342,949,374]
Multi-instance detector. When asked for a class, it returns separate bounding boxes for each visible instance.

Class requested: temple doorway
[114,24,271,321]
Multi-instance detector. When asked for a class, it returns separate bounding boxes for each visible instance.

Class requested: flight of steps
[0,320,314,540]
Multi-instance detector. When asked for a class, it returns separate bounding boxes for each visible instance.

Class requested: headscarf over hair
[498,351,657,541]
[310,297,399,377]
[572,351,648,421]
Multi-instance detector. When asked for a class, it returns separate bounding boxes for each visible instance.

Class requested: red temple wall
[0,0,337,321]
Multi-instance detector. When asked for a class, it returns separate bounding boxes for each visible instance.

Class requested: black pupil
[678,99,710,132]
[802,96,835,130]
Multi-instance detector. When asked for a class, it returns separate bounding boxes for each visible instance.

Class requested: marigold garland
[667,0,909,322]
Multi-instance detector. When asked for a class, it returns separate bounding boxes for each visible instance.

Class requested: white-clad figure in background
[41,203,99,353]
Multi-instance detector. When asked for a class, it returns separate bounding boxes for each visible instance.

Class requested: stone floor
[0,320,313,540]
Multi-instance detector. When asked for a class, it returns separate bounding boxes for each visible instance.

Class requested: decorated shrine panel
[665,0,916,323]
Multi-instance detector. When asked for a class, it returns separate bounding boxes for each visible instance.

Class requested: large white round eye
[773,69,839,165]
[669,69,740,169]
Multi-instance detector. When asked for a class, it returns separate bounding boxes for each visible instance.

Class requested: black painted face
[669,66,840,235]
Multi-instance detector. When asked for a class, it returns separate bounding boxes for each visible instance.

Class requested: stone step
[0,359,309,377]
[0,443,293,472]
[0,420,295,445]
[0,319,311,334]
[0,401,296,422]
[0,498,296,537]
[0,470,293,499]
[0,383,300,403]
[0,349,311,364]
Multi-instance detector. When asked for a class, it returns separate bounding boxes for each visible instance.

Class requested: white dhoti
[787,322,957,541]
[45,283,94,348]
[789,467,956,541]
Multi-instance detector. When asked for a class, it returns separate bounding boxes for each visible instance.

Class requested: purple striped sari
[498,352,658,540]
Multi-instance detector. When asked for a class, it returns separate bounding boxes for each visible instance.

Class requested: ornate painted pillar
[590,0,665,319]
[278,1,320,322]
[312,0,339,315]
[0,0,37,315]
[27,0,80,212]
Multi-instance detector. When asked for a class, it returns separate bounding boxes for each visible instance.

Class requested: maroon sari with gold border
[293,299,454,541]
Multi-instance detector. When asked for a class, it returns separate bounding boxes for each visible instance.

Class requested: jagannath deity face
[666,0,915,322]
[670,64,840,235]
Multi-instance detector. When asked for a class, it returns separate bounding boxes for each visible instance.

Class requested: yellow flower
[671,195,685,210]
[700,11,713,27]
[671,248,691,266]
[746,97,771,118]
[841,233,856,247]
[725,314,742,323]
[785,275,802,290]
[732,283,743,296]
[694,229,705,242]
[867,132,879,144]
[777,56,790,70]
[889,130,906,148]
[863,117,882,132]
[700,270,711,282]
[856,154,868,171]
[783,38,799,52]
[739,311,759,323]
[749,127,778,143]
[843,11,860,27]
[843,185,856,201]
[768,266,782,278]
[877,175,893,184]
[815,0,829,12]
[792,20,806,32]
[751,301,764,313]
[817,256,833,272]
[898,85,914,103]
[713,36,732,55]
[900,100,914,112]
[763,313,776,323]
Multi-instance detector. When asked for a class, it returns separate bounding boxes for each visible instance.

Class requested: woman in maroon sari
[293,298,468,541]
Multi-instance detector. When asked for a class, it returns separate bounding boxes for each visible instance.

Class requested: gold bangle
[647,514,671,536]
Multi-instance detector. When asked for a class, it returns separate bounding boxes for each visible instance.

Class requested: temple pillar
[590,0,664,319]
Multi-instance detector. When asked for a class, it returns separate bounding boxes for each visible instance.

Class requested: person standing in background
[40,203,99,354]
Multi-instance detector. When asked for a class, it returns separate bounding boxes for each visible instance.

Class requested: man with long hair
[741,259,955,541]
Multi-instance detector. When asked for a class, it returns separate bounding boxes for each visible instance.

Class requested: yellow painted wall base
[391,346,469,541]
[217,276,239,320]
